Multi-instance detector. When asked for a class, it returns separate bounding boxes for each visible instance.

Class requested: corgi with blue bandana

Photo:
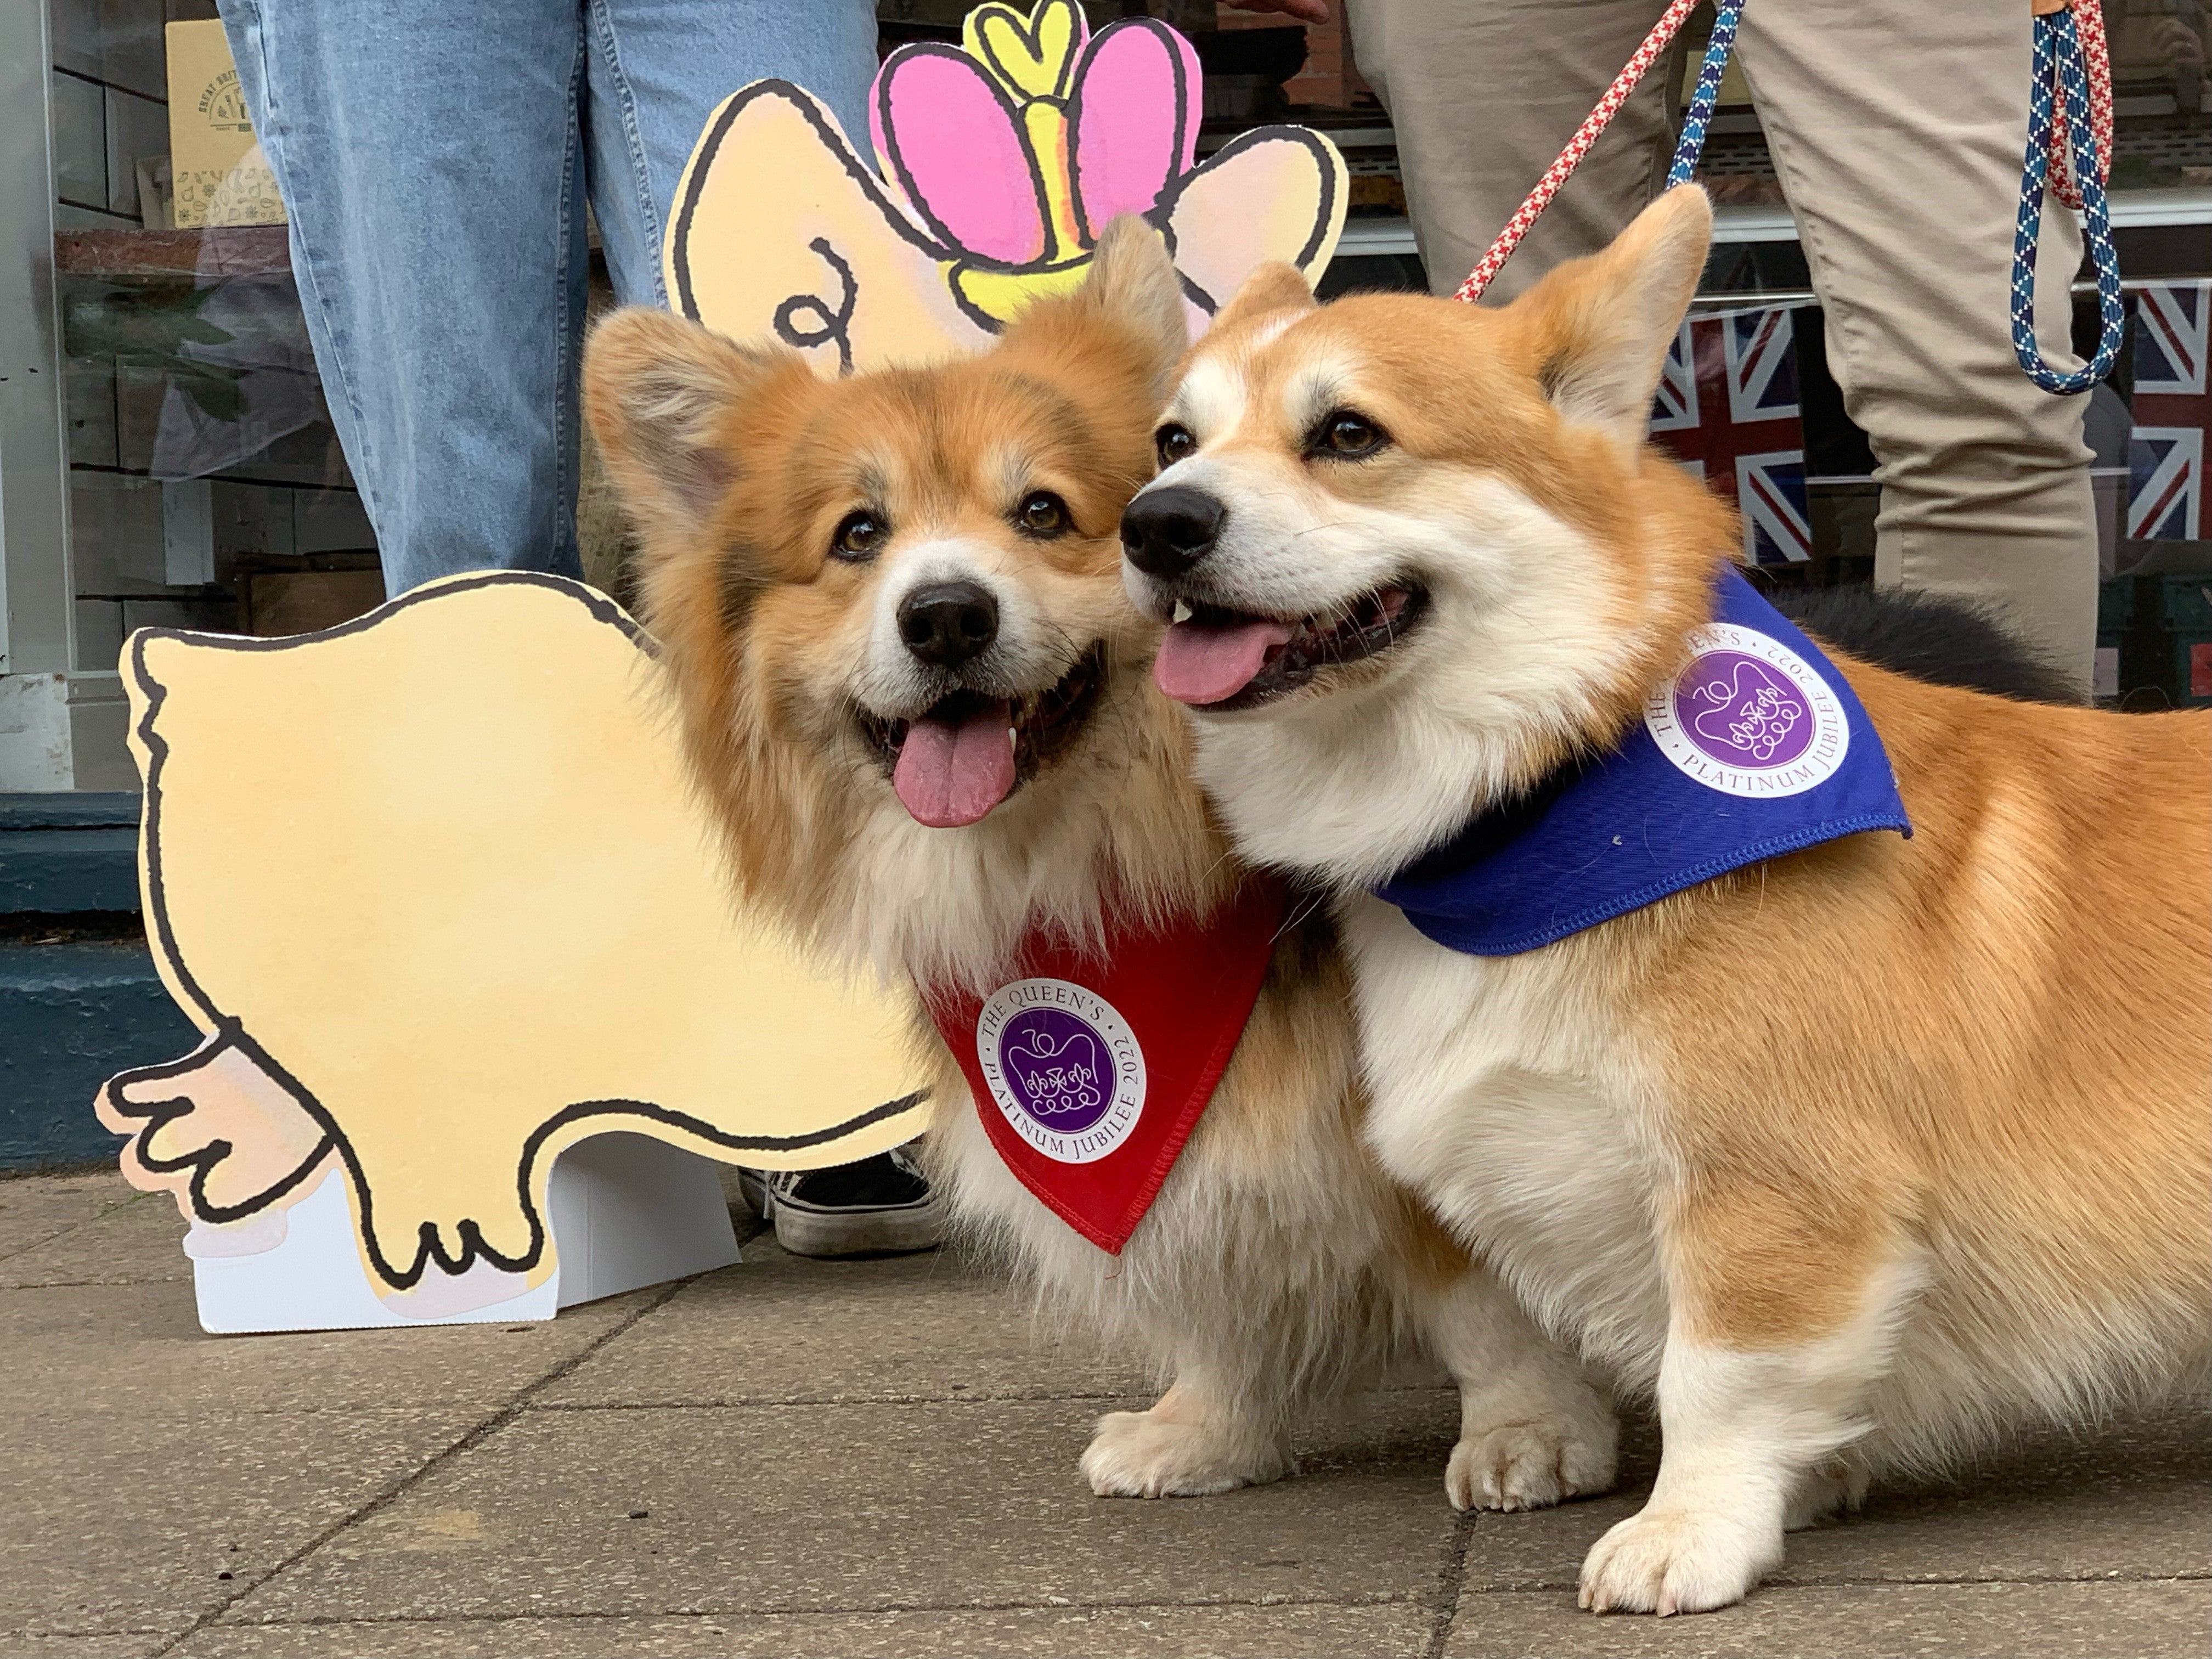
[1121,187,2211,1616]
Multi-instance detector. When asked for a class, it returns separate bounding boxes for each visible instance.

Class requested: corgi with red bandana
[582,220,1617,1509]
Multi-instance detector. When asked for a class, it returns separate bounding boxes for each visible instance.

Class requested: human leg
[582,0,879,308]
[1736,0,2098,687]
[218,0,588,592]
[1344,0,1678,300]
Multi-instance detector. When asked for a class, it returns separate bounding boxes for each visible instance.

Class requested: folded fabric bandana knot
[927,878,1287,1252]
[1375,568,1912,956]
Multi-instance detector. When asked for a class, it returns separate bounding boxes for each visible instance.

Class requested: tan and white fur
[1120,188,2211,1612]
[582,219,1617,1510]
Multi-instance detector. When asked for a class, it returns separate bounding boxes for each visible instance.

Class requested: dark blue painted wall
[1,940,199,1168]
[1,793,195,1169]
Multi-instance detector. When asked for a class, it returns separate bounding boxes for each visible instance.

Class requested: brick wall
[1216,3,1374,110]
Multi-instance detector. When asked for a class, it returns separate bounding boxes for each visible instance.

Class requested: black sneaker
[746,1144,941,1258]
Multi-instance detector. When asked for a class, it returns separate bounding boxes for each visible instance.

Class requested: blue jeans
[218,0,878,593]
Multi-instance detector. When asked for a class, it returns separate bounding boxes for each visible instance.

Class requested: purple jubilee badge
[1373,568,1912,956]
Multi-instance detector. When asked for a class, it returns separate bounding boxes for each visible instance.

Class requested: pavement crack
[146,1275,696,1658]
[0,1189,151,1266]
[1421,1507,1477,1659]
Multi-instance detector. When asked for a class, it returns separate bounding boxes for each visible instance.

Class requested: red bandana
[927,879,1288,1254]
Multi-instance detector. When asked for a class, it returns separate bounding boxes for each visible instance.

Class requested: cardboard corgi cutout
[666,0,1346,372]
[99,575,924,1330]
[96,0,1344,1331]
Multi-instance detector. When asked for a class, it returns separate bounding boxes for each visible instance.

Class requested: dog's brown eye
[1155,424,1197,468]
[831,511,884,560]
[1315,410,1387,459]
[1016,491,1069,538]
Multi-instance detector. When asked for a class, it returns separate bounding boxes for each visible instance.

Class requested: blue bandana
[1373,569,1911,956]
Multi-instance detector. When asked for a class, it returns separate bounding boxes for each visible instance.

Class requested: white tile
[104,84,168,217]
[50,67,109,207]
[66,357,120,469]
[210,479,297,561]
[101,0,170,100]
[122,595,228,632]
[50,0,105,80]
[294,487,375,555]
[74,598,127,672]
[54,201,137,232]
[70,467,168,594]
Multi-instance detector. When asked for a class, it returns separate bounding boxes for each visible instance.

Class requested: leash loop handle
[2012,2,2124,394]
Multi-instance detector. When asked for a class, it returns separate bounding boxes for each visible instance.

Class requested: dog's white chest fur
[1339,894,1671,1386]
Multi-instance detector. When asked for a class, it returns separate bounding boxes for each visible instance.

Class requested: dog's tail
[1771,584,2081,706]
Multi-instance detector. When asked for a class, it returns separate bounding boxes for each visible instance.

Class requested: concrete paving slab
[3,1407,479,1636]
[0,1279,659,1417]
[1443,1578,2212,1658]
[542,1238,1153,1408]
[236,1393,1466,1622]
[0,1630,179,1658]
[1453,1408,2211,1593]
[180,1602,1438,1658]
[0,1173,138,1263]
[0,1187,190,1288]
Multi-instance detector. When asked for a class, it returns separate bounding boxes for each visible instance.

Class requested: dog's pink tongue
[893,700,1015,828]
[1153,617,1295,706]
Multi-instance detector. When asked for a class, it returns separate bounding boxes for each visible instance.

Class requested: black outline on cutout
[668,80,950,331]
[873,43,1055,269]
[968,0,1084,101]
[116,570,928,1290]
[665,63,1342,346]
[1065,19,1196,249]
[772,238,860,375]
[1147,125,1345,318]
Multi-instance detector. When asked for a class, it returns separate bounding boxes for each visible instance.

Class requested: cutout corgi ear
[1210,259,1317,336]
[583,308,803,530]
[1514,185,1712,453]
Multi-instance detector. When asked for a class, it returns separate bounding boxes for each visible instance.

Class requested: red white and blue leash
[1453,0,2121,399]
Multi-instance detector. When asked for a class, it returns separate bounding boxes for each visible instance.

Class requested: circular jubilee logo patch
[1643,622,1849,798]
[975,979,1147,1164]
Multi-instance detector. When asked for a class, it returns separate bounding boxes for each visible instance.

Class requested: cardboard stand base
[185,1133,741,1335]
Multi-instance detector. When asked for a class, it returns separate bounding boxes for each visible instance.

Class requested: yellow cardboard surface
[166,19,284,228]
[665,0,1346,375]
[98,575,924,1294]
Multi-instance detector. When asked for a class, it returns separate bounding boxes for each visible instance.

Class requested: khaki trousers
[1346,0,2098,688]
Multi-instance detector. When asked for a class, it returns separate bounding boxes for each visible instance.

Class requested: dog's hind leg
[1421,1262,1621,1513]
[1080,1370,1297,1498]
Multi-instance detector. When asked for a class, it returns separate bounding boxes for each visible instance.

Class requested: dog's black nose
[1121,486,1226,579]
[898,580,1000,669]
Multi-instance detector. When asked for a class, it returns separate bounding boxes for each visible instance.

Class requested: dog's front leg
[1423,1263,1619,1512]
[1080,1372,1296,1499]
[1578,1197,1914,1616]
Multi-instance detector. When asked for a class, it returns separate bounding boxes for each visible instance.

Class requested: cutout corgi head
[666,0,1347,373]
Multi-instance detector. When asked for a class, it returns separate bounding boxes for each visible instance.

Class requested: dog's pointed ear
[1210,260,1317,337]
[1002,215,1189,401]
[1513,185,1712,454]
[583,307,799,529]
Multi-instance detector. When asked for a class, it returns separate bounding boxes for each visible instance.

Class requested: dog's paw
[1783,1460,1869,1532]
[1446,1387,1618,1513]
[1577,1505,1782,1616]
[1080,1408,1294,1499]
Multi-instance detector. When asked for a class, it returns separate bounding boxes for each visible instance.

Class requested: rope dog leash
[1459,0,2119,400]
[2012,0,2123,393]
[1455,0,1725,303]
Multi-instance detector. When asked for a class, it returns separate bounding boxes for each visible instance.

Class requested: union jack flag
[2128,279,2208,542]
[1650,307,1812,565]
